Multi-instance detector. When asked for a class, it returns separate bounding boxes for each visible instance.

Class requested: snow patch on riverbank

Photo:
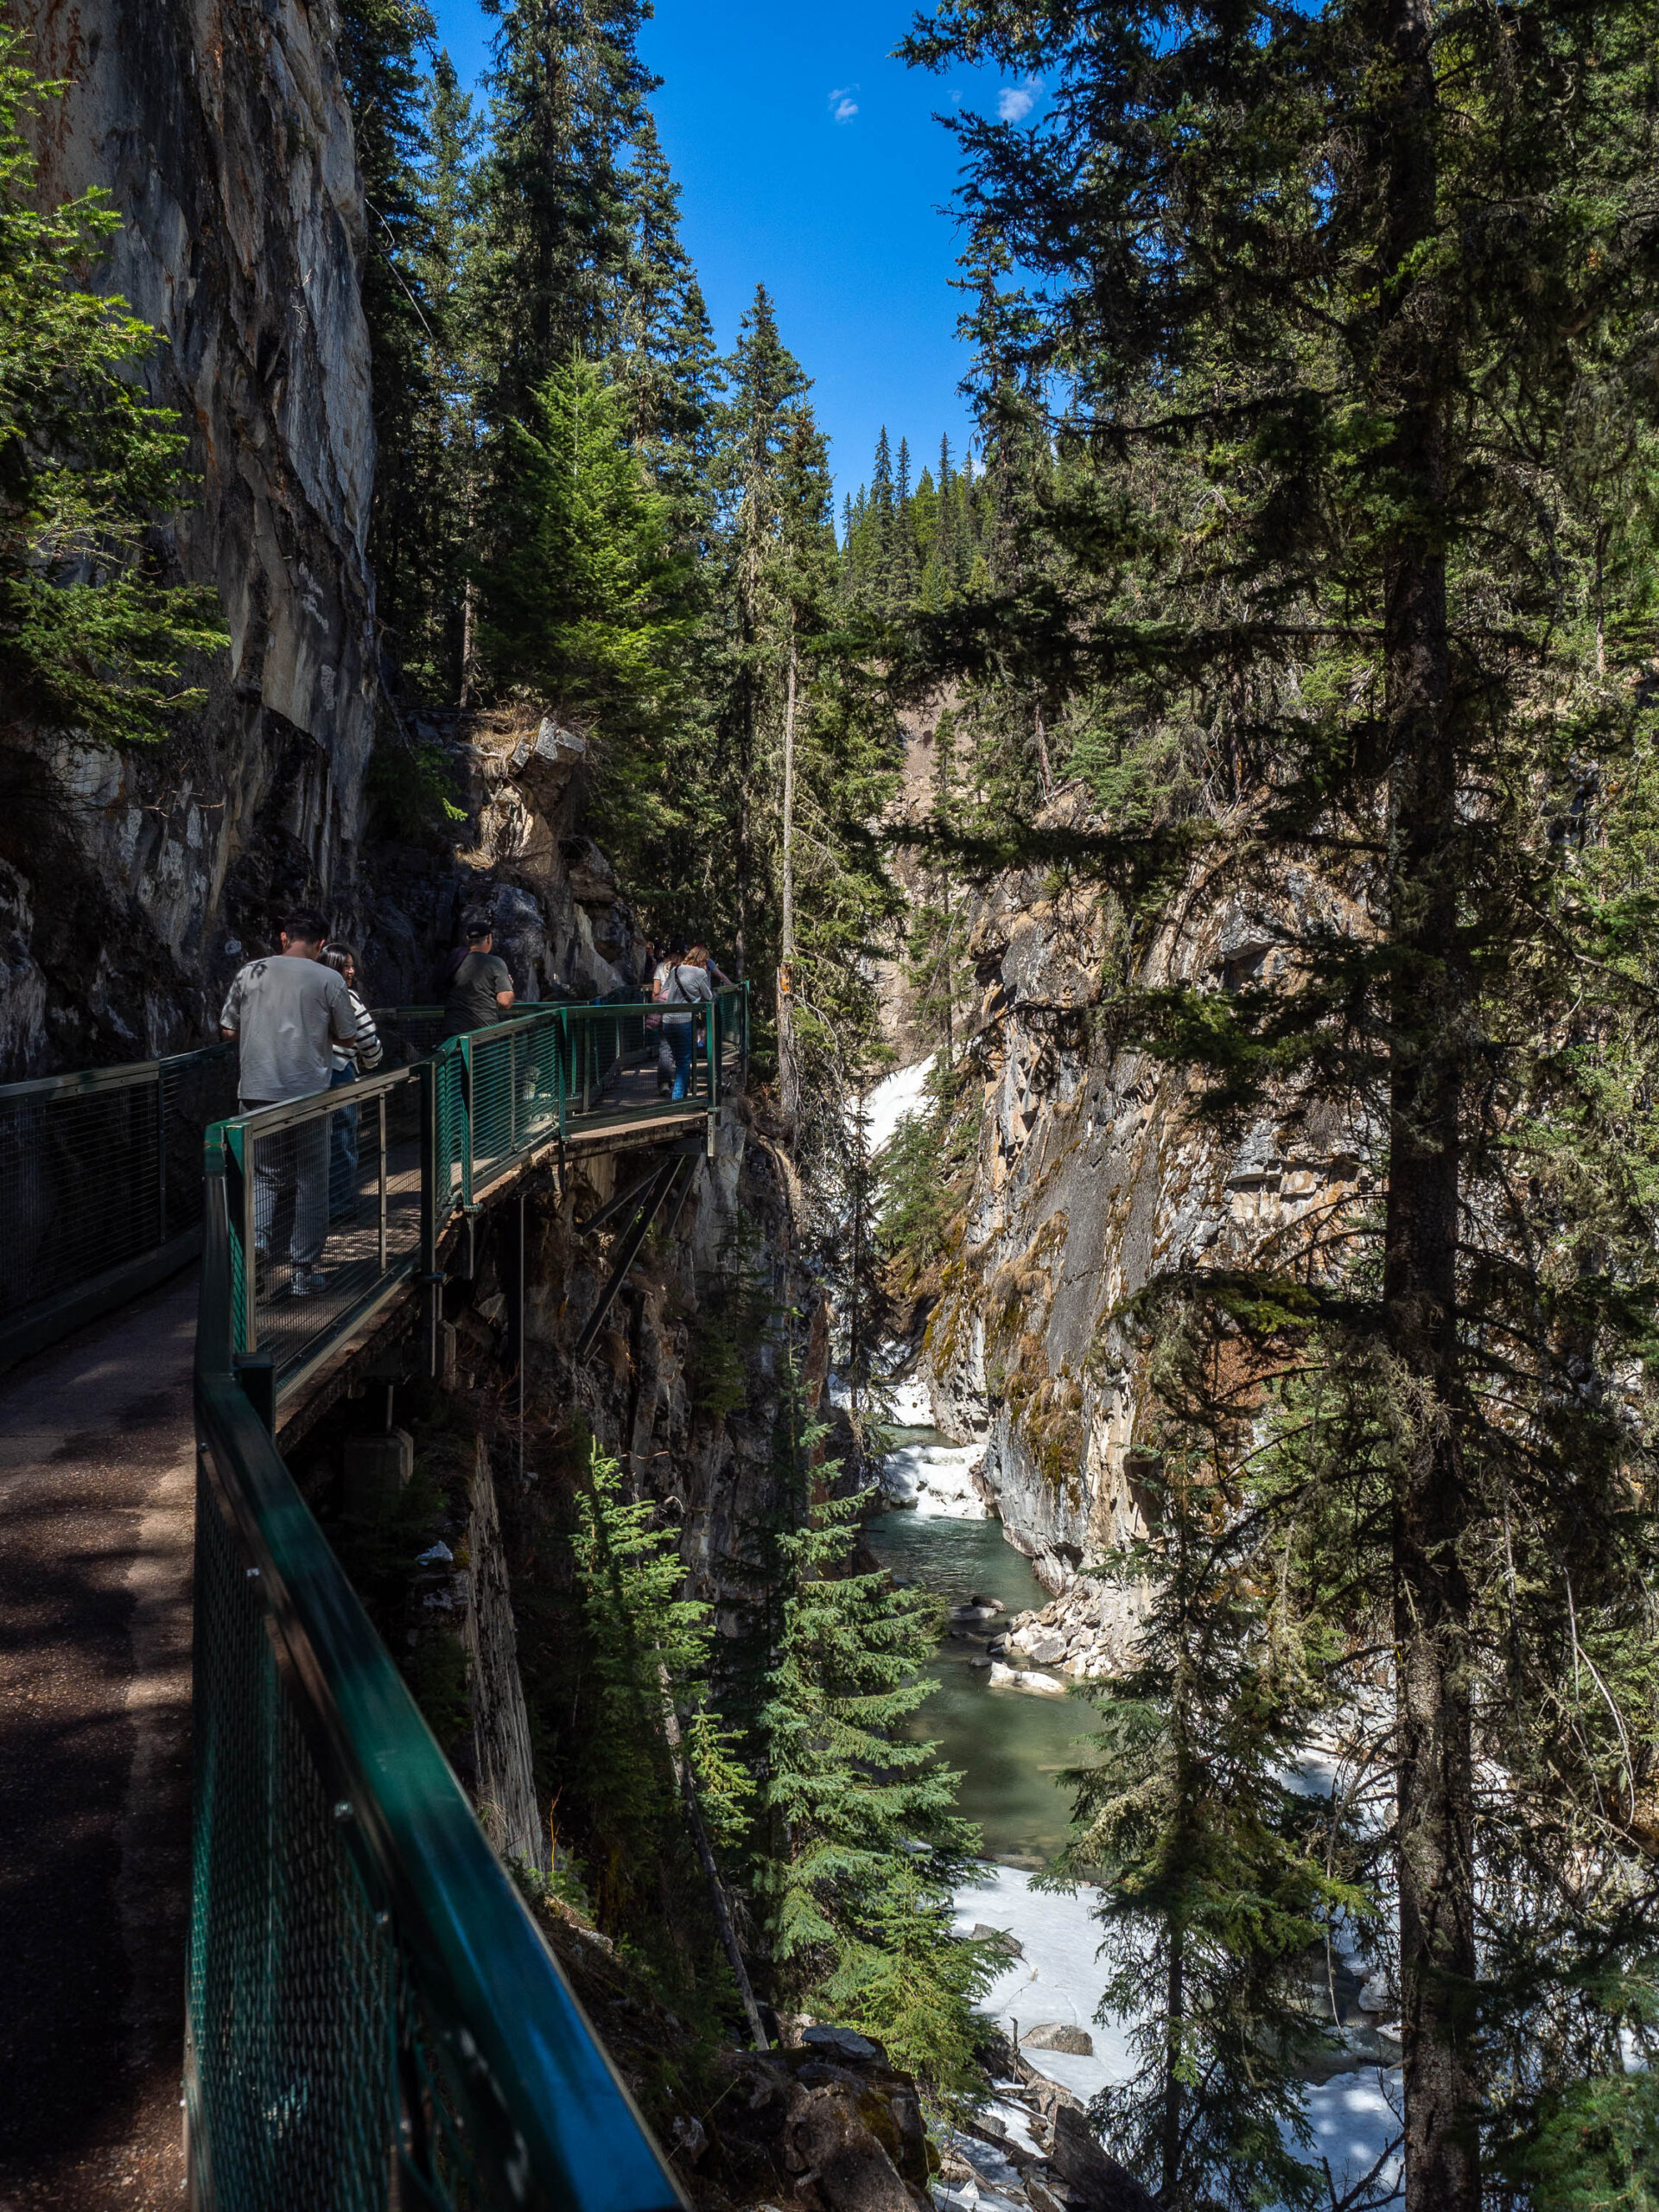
[954,1864,1402,2202]
[864,1056,937,1154]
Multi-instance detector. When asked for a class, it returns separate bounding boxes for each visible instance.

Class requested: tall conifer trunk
[778,623,799,1135]
[1376,2,1478,2203]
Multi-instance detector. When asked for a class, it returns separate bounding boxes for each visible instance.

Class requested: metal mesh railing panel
[467,1020,563,1192]
[433,1049,467,1210]
[189,1460,398,2208]
[371,1010,446,1069]
[234,1075,423,1382]
[564,1004,700,1124]
[0,1046,233,1324]
[190,1456,496,2211]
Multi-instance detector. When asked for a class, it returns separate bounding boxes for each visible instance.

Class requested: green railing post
[418,1058,443,1382]
[459,1033,475,1208]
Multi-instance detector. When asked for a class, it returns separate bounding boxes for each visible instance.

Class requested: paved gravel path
[0,1274,196,2209]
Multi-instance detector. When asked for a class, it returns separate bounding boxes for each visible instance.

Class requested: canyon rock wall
[359,706,652,1012]
[915,799,1369,1591]
[3,0,375,1075]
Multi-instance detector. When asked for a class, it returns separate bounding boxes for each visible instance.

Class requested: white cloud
[997,75,1041,122]
[829,86,859,124]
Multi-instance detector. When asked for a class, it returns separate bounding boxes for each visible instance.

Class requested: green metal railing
[193,1168,686,2212]
[188,987,747,2204]
[210,988,748,1406]
[0,1041,236,1369]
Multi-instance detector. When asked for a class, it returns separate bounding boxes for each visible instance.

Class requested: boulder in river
[969,1923,1025,1957]
[1020,2022,1093,2055]
[990,1661,1069,1697]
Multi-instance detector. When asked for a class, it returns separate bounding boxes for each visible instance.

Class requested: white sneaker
[289,1268,328,1298]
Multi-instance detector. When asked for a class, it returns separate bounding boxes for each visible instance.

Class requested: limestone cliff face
[915,801,1370,1591]
[3,0,375,1074]
[358,706,652,1011]
[359,1099,815,1875]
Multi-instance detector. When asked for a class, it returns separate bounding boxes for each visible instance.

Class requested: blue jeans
[251,1116,330,1270]
[666,1021,696,1101]
[328,1065,359,1217]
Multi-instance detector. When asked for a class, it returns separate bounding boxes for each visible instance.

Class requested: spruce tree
[900,1,1659,2203]
[474,352,695,819]
[473,0,656,407]
[338,0,447,687]
[1048,1323,1372,2212]
[756,1450,993,2098]
[708,289,899,1153]
[569,1443,751,1939]
[0,33,225,741]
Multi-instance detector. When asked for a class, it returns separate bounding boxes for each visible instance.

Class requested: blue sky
[427,1,1045,507]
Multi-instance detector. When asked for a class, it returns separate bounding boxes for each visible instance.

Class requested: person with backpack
[654,940,715,1102]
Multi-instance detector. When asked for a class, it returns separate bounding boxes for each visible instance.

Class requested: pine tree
[338,1,446,688]
[474,353,695,795]
[473,0,655,413]
[756,1417,994,2098]
[708,289,899,1152]
[901,2,1659,2202]
[1047,1323,1370,2212]
[0,32,225,742]
[569,1442,752,1937]
[411,50,486,697]
[888,436,918,610]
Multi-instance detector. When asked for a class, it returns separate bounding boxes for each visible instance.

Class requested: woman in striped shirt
[319,943,382,1218]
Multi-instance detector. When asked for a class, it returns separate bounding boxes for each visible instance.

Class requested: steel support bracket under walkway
[573,1156,695,1362]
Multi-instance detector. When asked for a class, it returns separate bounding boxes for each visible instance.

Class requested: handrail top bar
[194,1377,684,2212]
[194,1160,685,2212]
[217,1062,422,1140]
[0,1038,232,1106]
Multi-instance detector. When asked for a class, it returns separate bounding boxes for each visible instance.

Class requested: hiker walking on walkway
[219,909,359,1297]
[648,940,678,1096]
[442,917,516,1040]
[318,942,382,1217]
[654,941,715,1102]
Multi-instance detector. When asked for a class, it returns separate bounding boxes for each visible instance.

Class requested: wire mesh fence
[0,1044,235,1357]
[210,986,749,1390]
[225,1070,425,1388]
[192,1173,685,2212]
[369,1008,447,1069]
[189,1464,408,2209]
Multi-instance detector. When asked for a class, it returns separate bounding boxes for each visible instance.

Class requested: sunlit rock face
[916,791,1372,1591]
[3,0,375,1074]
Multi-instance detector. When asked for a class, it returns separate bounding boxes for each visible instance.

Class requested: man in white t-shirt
[219,908,359,1297]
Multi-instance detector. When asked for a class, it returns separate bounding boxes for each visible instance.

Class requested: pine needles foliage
[757,1475,994,2099]
[1048,1319,1374,2212]
[0,32,225,743]
[570,1440,749,1928]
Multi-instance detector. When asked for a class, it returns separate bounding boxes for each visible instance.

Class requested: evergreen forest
[5,0,1659,2205]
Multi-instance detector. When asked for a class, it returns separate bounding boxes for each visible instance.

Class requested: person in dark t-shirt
[442,919,516,1039]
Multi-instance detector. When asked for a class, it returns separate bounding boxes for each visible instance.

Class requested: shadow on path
[0,1273,196,2209]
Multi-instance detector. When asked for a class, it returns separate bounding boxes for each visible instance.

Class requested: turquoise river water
[865,1488,1101,1867]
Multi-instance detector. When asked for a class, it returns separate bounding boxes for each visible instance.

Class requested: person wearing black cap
[442,916,516,1039]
